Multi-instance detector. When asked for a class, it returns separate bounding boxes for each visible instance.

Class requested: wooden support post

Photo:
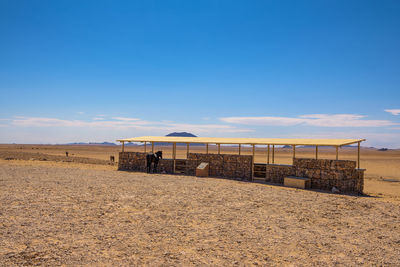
[186,143,189,158]
[266,145,269,180]
[173,143,176,173]
[357,142,360,169]
[316,145,318,160]
[206,143,209,154]
[336,146,339,160]
[272,145,275,164]
[122,141,125,152]
[293,145,296,160]
[151,142,154,153]
[218,144,221,154]
[144,141,147,153]
[252,144,255,181]
[238,144,241,155]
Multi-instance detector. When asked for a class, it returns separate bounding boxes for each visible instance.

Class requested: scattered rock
[331,187,340,194]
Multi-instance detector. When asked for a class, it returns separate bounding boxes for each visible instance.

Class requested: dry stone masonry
[118,152,364,194]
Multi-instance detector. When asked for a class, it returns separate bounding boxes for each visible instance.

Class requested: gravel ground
[0,151,115,166]
[0,161,399,266]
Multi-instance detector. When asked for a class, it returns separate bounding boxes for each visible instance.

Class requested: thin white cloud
[220,114,398,128]
[93,117,105,121]
[7,116,250,134]
[77,111,85,114]
[385,109,400,116]
[11,117,149,128]
[112,117,141,121]
[165,123,253,133]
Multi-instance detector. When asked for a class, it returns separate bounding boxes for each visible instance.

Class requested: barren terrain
[1,144,399,201]
[1,159,399,266]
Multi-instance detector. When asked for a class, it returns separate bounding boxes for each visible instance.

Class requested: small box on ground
[196,162,209,177]
[284,176,311,189]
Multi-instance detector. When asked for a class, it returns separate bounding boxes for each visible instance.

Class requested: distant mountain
[147,132,203,146]
[66,142,87,145]
[66,142,117,146]
[166,132,197,137]
[89,142,117,146]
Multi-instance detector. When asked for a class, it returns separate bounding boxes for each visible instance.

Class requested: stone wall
[118,153,364,194]
[186,153,253,180]
[118,152,146,172]
[293,158,364,193]
[118,152,174,174]
[118,152,252,180]
[158,159,174,174]
[264,158,364,194]
[265,164,296,184]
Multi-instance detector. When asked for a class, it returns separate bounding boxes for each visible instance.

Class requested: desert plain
[1,144,399,265]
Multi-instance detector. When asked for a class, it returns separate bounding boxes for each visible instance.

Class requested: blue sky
[0,0,400,147]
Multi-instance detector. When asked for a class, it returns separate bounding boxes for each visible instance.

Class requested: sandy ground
[1,159,399,266]
[1,144,399,201]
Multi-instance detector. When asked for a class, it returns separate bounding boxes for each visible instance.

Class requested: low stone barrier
[265,158,364,194]
[118,152,252,180]
[118,152,146,172]
[118,152,174,174]
[265,164,296,184]
[187,153,253,180]
[118,153,364,194]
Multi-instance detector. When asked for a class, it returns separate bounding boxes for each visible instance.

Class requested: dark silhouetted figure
[110,156,115,162]
[66,152,69,157]
[146,151,162,173]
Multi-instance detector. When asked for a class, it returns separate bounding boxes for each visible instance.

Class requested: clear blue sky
[0,0,399,147]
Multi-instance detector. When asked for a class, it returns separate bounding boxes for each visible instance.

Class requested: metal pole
[122,141,125,152]
[186,143,189,158]
[238,144,241,155]
[151,142,154,153]
[267,144,270,164]
[206,143,209,154]
[144,141,147,153]
[316,145,318,160]
[218,144,221,154]
[357,142,360,169]
[272,145,275,164]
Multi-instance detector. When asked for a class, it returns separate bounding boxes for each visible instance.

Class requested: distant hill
[166,132,197,137]
[148,132,203,146]
[378,148,389,151]
[89,142,117,146]
[66,142,117,146]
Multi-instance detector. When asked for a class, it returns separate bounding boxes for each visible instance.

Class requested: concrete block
[284,176,311,189]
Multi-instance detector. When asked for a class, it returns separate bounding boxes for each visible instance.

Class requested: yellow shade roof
[117,136,365,147]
